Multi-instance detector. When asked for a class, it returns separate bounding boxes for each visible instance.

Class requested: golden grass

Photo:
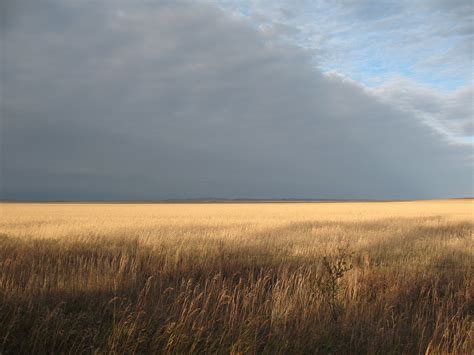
[0,200,473,353]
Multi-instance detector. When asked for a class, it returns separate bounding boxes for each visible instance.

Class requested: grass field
[0,200,472,354]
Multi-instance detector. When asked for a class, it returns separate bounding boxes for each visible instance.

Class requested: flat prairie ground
[0,200,472,354]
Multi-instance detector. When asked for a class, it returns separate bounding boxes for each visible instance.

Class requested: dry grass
[0,200,472,354]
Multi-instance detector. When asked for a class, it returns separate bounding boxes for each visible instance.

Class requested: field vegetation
[0,200,472,353]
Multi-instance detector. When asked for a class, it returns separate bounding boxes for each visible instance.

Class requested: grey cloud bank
[1,0,472,200]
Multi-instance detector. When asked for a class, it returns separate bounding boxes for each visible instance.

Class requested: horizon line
[1,197,473,204]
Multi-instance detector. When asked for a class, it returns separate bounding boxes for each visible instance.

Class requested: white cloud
[372,77,473,144]
[219,1,473,87]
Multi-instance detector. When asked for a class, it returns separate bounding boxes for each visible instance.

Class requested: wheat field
[0,200,472,354]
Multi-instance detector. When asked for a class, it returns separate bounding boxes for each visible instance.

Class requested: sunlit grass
[0,200,472,353]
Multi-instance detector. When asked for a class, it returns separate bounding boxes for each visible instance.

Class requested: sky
[1,0,473,200]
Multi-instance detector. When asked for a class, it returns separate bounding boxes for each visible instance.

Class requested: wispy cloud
[372,77,473,144]
[218,0,473,144]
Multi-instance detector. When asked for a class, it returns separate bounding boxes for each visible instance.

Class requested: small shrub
[318,245,353,321]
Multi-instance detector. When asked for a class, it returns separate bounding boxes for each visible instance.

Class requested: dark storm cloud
[1,0,472,200]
